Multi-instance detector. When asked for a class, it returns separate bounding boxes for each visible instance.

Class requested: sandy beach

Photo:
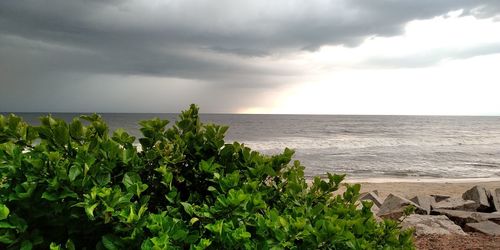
[343,177,500,199]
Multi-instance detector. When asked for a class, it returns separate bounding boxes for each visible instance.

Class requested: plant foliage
[0,105,414,249]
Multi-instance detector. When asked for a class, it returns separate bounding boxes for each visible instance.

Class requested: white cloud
[270,53,500,115]
[252,13,500,115]
[300,12,500,69]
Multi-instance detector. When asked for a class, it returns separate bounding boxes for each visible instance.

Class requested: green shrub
[0,105,414,249]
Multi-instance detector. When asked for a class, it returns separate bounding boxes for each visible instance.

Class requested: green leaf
[14,181,37,199]
[181,202,194,216]
[96,172,111,186]
[189,217,200,225]
[68,165,81,181]
[54,123,69,146]
[171,229,188,241]
[0,204,9,220]
[65,239,76,250]
[102,235,122,250]
[49,243,61,250]
[85,203,99,219]
[122,172,139,189]
[0,221,15,229]
[69,118,84,140]
[122,172,148,197]
[195,238,212,249]
[41,191,59,201]
[0,231,15,244]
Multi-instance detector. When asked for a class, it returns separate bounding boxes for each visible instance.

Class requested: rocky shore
[358,184,500,249]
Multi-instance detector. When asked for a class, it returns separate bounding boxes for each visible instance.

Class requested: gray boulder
[410,195,433,215]
[490,188,500,212]
[401,214,467,236]
[431,194,451,202]
[377,194,426,220]
[462,185,491,212]
[464,221,500,236]
[432,209,500,227]
[359,191,384,207]
[432,197,479,211]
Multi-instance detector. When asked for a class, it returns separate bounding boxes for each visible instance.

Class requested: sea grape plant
[0,105,414,249]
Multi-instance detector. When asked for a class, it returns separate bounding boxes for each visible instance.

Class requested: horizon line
[3,111,500,117]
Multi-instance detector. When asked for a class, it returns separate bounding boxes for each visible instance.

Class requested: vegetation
[0,105,414,249]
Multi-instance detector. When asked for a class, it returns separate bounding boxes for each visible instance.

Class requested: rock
[490,188,500,212]
[464,221,500,236]
[359,191,384,207]
[479,212,500,227]
[432,209,500,227]
[377,193,426,220]
[432,209,477,226]
[489,217,500,225]
[401,214,467,236]
[411,195,433,215]
[432,197,479,211]
[431,194,451,202]
[462,185,492,212]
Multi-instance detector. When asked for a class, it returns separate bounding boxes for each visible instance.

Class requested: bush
[0,105,414,249]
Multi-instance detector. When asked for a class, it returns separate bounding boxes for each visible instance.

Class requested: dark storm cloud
[1,0,500,111]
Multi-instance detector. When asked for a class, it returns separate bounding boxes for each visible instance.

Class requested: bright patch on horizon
[241,11,500,115]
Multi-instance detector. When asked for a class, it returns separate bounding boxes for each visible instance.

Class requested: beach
[344,177,500,199]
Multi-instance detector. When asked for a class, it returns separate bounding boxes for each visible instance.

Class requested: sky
[1,1,500,115]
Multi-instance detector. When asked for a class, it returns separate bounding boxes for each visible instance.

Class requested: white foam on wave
[240,135,500,151]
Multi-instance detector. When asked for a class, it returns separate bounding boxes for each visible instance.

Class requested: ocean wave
[238,136,500,151]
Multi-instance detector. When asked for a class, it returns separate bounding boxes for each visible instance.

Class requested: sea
[5,113,500,180]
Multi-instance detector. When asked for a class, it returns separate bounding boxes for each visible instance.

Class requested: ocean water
[6,113,500,179]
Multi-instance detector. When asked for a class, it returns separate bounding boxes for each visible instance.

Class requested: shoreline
[331,177,500,200]
[344,176,500,184]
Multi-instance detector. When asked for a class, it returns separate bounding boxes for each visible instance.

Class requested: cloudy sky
[1,0,500,114]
